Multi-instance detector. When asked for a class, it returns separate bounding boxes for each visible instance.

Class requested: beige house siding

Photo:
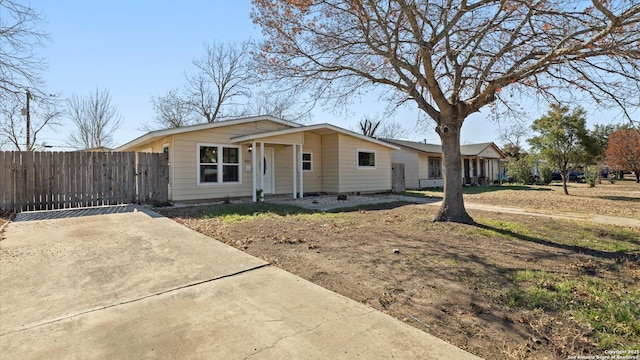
[302,133,323,193]
[391,148,420,189]
[273,145,293,195]
[169,122,289,201]
[253,132,303,145]
[418,153,445,188]
[117,119,398,200]
[478,147,502,159]
[337,134,391,193]
[391,148,445,189]
[321,133,340,193]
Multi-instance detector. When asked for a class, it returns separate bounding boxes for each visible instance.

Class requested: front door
[261,148,275,194]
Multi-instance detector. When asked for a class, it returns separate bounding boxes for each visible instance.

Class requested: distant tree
[359,117,381,137]
[588,123,633,182]
[0,91,61,151]
[378,119,411,139]
[147,89,196,130]
[506,154,534,185]
[605,129,640,183]
[238,90,312,123]
[66,88,123,149]
[0,0,48,95]
[252,0,640,224]
[186,41,252,123]
[529,105,598,195]
[502,143,527,161]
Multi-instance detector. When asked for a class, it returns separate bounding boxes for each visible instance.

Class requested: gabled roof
[382,139,505,158]
[115,115,300,151]
[232,123,400,150]
[382,138,442,154]
[461,142,506,158]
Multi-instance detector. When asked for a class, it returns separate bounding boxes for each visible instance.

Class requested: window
[198,144,240,184]
[357,150,376,168]
[302,152,312,171]
[428,157,442,179]
[222,147,239,182]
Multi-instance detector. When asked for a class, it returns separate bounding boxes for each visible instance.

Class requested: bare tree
[147,41,255,129]
[239,90,312,123]
[0,91,61,151]
[252,0,640,223]
[378,119,411,139]
[0,0,49,95]
[358,117,381,137]
[186,41,252,123]
[146,89,196,130]
[66,88,123,149]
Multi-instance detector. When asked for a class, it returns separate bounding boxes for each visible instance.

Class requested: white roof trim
[115,115,300,151]
[231,123,400,150]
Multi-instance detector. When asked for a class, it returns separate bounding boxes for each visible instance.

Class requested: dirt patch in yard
[415,181,640,220]
[159,198,640,360]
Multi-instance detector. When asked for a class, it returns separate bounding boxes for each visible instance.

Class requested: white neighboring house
[383,139,506,189]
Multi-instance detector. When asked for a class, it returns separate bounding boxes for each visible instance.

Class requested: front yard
[159,180,640,360]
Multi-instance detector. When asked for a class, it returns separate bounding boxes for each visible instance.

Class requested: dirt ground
[426,180,640,220]
[159,181,640,360]
[2,180,638,359]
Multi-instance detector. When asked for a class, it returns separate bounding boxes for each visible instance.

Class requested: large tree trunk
[433,121,475,224]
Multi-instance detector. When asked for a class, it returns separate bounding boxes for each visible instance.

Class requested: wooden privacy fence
[0,151,169,212]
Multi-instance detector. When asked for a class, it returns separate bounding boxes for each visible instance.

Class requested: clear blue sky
[30,0,633,149]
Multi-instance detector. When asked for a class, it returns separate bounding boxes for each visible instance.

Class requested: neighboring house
[115,115,399,202]
[77,147,112,152]
[383,139,505,188]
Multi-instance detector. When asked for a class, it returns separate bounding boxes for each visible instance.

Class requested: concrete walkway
[0,206,479,359]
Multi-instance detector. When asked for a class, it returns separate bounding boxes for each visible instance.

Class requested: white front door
[261,147,275,194]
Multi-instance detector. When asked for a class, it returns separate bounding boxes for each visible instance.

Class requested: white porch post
[298,144,303,198]
[260,142,265,193]
[251,141,257,202]
[292,144,297,198]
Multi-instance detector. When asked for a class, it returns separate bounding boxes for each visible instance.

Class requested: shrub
[539,163,554,185]
[506,155,534,185]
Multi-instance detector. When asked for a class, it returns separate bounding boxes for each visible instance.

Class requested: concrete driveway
[0,206,479,359]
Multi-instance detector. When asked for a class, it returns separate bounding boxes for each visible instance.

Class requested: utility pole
[26,89,32,151]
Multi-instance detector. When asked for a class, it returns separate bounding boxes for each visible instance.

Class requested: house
[115,115,399,202]
[382,139,505,188]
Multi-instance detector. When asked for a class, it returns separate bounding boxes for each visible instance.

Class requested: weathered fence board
[391,162,406,192]
[0,151,169,212]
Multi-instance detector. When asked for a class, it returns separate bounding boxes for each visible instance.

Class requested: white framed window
[357,149,376,169]
[197,144,241,185]
[428,157,442,179]
[302,152,313,172]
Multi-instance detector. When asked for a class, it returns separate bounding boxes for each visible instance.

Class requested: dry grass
[410,180,640,220]
[160,189,640,360]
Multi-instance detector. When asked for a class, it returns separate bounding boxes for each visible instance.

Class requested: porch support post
[298,144,303,198]
[292,144,297,198]
[252,141,257,202]
[260,142,265,193]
